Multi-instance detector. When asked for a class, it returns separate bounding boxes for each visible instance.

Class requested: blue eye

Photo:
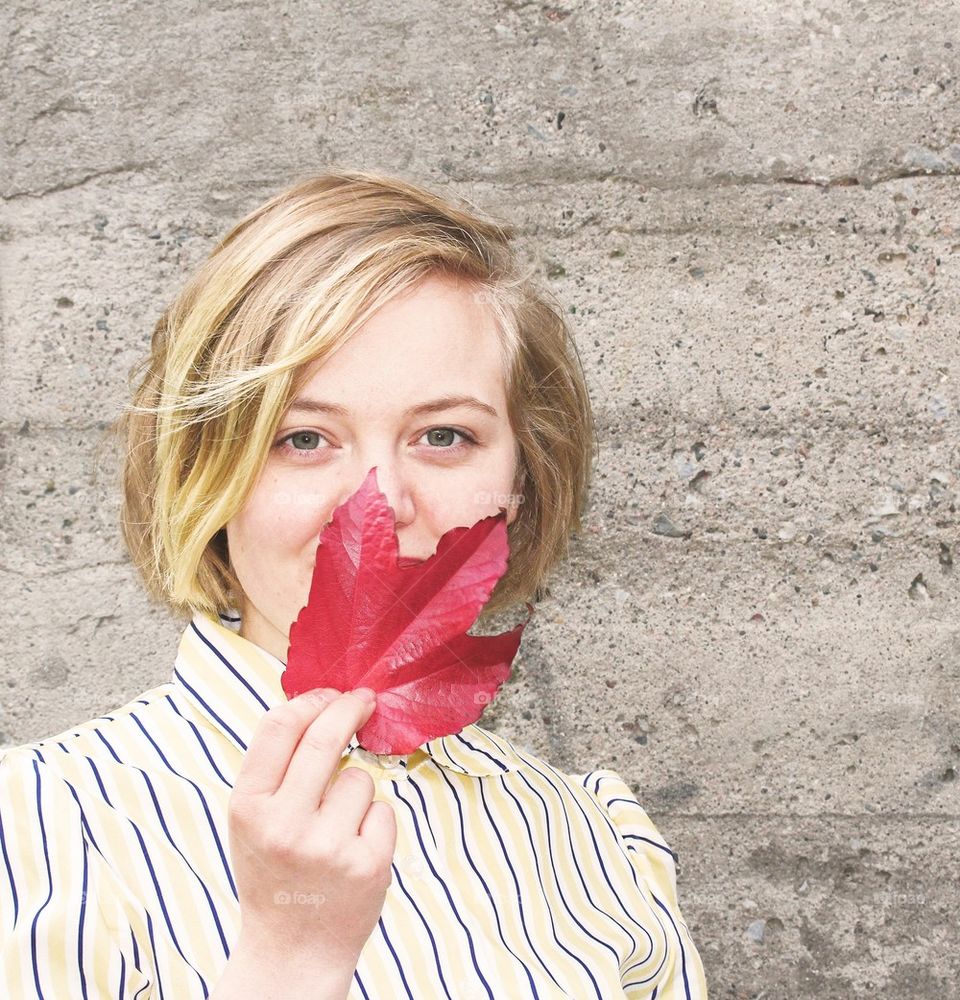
[283,430,324,451]
[274,427,478,458]
[420,427,476,449]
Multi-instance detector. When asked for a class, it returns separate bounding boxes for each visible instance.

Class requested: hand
[227,688,396,973]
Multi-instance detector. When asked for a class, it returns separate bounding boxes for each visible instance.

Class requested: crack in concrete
[439,166,960,189]
[643,811,960,820]
[1,161,159,201]
[2,163,958,202]
[0,558,129,578]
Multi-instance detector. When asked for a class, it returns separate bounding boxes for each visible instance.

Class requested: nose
[338,463,416,532]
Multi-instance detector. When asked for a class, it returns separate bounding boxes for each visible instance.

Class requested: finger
[318,766,378,835]
[274,691,376,815]
[359,799,397,857]
[233,688,343,797]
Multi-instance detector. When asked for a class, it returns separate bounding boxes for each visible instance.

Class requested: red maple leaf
[280,466,534,754]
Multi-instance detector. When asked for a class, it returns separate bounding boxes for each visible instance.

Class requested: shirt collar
[172,609,523,778]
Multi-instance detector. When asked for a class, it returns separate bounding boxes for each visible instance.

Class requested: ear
[505,473,526,527]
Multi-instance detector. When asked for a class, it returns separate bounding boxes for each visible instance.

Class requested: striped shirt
[0,609,708,999]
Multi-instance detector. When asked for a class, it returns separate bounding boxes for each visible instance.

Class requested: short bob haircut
[110,169,596,628]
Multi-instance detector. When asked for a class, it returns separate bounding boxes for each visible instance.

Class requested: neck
[237,602,290,663]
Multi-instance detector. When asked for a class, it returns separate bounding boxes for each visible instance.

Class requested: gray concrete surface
[2,1,959,996]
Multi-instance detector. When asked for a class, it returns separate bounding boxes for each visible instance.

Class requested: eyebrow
[287,394,499,420]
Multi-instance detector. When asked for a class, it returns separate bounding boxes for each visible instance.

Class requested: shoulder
[479,735,681,870]
[573,767,677,858]
[0,679,180,773]
[465,726,667,838]
[0,743,86,842]
[568,765,687,905]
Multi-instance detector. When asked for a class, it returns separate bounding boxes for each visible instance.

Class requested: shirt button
[397,852,430,881]
[351,746,408,772]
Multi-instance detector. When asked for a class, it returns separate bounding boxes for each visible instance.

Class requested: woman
[0,171,709,998]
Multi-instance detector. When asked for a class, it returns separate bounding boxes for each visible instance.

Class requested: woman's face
[225,272,523,663]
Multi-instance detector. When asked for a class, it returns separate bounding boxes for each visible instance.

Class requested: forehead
[293,274,508,410]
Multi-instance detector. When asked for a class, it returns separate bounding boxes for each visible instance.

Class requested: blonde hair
[109,169,597,627]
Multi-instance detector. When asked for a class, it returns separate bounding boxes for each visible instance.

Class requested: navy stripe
[475,778,567,992]
[588,774,604,795]
[84,756,114,806]
[538,759,669,984]
[605,795,676,860]
[95,729,229,961]
[29,760,56,1000]
[395,775,504,997]
[434,767,541,998]
[173,668,247,750]
[353,967,371,1000]
[585,778,675,862]
[93,730,124,765]
[498,776,605,995]
[390,779,503,1000]
[621,831,678,859]
[516,768,640,958]
[543,759,671,920]
[78,838,89,1000]
[164,694,233,790]
[141,910,162,998]
[375,914,416,999]
[452,733,509,772]
[129,711,237,900]
[651,892,693,1000]
[127,824,206,996]
[399,775,438,849]
[130,926,140,970]
[61,774,103,855]
[0,787,19,923]
[190,621,271,710]
[389,863,457,999]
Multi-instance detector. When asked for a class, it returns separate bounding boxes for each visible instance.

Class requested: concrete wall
[2,1,958,995]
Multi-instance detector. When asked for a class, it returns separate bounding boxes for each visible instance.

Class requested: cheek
[424,468,516,528]
[228,489,315,561]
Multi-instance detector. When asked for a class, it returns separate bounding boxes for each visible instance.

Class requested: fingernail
[304,688,333,705]
[352,687,376,703]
